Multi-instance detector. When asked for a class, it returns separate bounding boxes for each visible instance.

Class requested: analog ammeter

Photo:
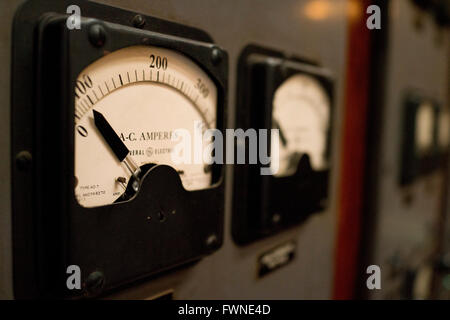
[400,93,442,185]
[232,45,333,245]
[11,0,227,298]
[74,45,217,208]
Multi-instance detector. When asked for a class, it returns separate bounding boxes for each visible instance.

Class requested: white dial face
[270,74,330,177]
[415,102,434,155]
[438,108,450,150]
[74,46,217,208]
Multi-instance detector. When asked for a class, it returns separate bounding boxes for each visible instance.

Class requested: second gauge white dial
[270,74,330,177]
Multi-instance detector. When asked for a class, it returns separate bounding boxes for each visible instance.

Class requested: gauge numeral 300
[195,78,209,98]
[149,54,168,70]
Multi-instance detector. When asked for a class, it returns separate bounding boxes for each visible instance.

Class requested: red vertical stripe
[333,0,373,299]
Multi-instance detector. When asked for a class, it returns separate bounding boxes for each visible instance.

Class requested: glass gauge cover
[74,46,217,207]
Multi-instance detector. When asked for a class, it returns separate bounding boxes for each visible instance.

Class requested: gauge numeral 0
[149,54,168,70]
[76,125,88,137]
[74,74,93,99]
[195,78,209,98]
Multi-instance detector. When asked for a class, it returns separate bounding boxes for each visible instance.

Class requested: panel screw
[132,180,140,192]
[132,15,146,29]
[84,271,105,296]
[16,151,32,171]
[272,213,281,224]
[88,24,106,48]
[158,211,166,222]
[206,234,218,250]
[211,47,223,65]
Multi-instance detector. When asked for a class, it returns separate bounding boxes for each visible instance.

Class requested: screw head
[211,47,223,65]
[16,151,32,171]
[206,234,218,250]
[132,180,140,192]
[158,211,166,222]
[88,24,106,48]
[272,213,281,224]
[84,271,105,296]
[132,15,146,29]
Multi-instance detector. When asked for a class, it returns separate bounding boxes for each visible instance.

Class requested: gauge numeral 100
[195,78,209,98]
[149,54,168,70]
[74,74,93,99]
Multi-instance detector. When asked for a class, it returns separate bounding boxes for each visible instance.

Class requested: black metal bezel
[12,0,227,299]
[232,44,334,245]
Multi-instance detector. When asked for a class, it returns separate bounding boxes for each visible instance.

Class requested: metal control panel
[1,0,347,299]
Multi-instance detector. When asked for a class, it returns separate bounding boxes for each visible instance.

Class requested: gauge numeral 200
[149,54,168,70]
[74,74,93,99]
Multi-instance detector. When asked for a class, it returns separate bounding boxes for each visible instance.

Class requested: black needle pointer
[93,109,129,162]
[93,110,141,193]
